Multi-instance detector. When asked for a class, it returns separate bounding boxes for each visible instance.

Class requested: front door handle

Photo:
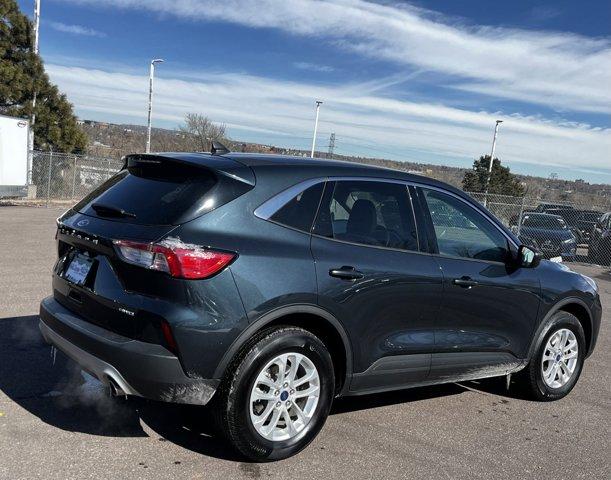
[329,266,364,280]
[452,276,479,288]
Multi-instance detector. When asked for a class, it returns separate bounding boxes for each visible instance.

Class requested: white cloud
[48,21,106,37]
[46,63,611,175]
[293,62,335,73]
[58,0,611,114]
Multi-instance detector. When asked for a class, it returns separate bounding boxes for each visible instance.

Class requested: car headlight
[581,274,598,291]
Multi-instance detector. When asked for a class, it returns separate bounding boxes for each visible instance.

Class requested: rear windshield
[74,160,218,225]
[522,215,567,229]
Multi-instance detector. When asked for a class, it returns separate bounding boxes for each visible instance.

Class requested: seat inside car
[339,198,378,245]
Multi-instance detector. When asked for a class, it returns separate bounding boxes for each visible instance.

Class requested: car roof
[225,152,410,176]
[539,203,572,208]
[153,151,452,189]
[524,212,563,220]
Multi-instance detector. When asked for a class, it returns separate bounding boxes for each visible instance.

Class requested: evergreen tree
[0,0,87,152]
[462,155,525,196]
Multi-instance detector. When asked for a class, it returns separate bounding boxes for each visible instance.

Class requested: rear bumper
[39,296,219,405]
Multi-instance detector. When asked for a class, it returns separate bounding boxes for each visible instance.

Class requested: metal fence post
[517,196,525,236]
[71,156,78,199]
[46,150,53,207]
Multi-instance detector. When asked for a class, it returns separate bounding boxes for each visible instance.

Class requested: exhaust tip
[107,377,126,397]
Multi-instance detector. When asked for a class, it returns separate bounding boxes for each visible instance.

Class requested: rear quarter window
[269,183,325,233]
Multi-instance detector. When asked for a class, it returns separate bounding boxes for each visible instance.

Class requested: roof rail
[211,141,230,155]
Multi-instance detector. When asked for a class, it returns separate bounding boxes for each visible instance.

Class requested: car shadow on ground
[0,315,514,461]
[0,314,245,460]
[0,315,147,438]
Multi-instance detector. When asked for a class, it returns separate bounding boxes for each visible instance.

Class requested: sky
[17,0,611,183]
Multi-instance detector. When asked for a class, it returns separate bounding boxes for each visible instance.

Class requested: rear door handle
[329,266,364,280]
[452,276,479,288]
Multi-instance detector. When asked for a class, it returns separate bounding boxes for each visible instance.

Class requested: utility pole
[483,119,503,206]
[310,100,323,158]
[28,0,41,184]
[327,132,336,158]
[146,58,164,153]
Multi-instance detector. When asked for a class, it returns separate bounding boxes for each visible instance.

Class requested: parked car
[577,210,604,243]
[588,212,611,265]
[39,151,601,461]
[518,213,577,261]
[545,208,602,245]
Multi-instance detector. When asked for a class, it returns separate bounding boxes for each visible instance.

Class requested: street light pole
[483,119,503,205]
[310,100,323,158]
[28,0,42,184]
[146,58,164,153]
[33,0,41,54]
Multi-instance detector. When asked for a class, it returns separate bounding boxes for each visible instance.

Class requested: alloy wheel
[541,328,579,389]
[249,352,320,441]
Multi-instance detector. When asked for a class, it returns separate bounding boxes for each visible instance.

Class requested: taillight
[112,239,235,279]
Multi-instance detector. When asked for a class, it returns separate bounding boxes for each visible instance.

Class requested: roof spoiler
[122,152,255,186]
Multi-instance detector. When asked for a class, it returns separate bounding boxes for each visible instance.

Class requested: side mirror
[518,245,541,268]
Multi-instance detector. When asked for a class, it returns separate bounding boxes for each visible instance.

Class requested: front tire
[213,327,334,461]
[516,311,585,401]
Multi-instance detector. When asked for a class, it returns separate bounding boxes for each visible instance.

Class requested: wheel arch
[528,297,594,360]
[213,305,353,396]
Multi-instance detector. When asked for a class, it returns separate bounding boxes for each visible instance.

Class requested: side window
[270,182,324,233]
[313,180,418,251]
[422,188,509,263]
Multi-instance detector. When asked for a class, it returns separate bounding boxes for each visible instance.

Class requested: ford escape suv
[39,151,602,461]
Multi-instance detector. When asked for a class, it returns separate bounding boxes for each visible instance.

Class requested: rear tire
[516,311,585,401]
[213,326,334,461]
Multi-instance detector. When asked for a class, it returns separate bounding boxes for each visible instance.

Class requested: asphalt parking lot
[0,206,609,480]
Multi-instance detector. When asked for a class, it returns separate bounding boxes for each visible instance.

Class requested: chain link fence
[4,151,610,268]
[27,151,123,205]
[468,192,611,267]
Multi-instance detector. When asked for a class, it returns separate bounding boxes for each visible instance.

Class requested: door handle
[452,276,479,288]
[329,266,364,280]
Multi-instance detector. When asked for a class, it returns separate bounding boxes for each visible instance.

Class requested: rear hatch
[53,153,254,342]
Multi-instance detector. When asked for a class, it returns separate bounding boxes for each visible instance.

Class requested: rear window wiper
[91,203,137,219]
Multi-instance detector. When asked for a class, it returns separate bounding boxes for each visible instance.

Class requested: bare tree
[180,113,228,151]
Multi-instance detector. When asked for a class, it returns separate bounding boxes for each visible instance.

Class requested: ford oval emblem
[77,219,89,227]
